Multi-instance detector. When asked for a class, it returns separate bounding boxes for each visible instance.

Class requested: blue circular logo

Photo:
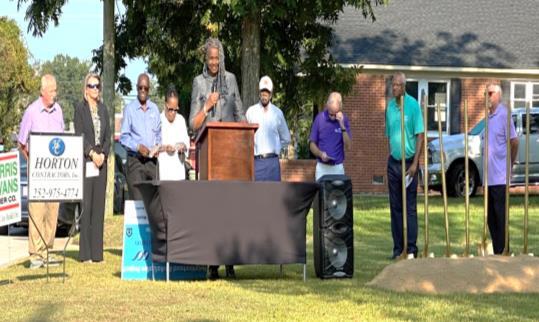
[49,138,65,156]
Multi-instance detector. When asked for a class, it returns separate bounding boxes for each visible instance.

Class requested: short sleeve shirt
[485,103,517,186]
[309,110,351,165]
[18,97,65,146]
[385,93,424,160]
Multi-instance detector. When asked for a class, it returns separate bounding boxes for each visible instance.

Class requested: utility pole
[103,0,115,216]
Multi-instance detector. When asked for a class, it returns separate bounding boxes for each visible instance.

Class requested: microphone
[211,78,218,117]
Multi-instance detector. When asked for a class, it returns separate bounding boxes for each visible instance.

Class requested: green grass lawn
[1,195,538,321]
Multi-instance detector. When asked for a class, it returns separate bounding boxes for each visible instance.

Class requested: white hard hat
[259,76,273,93]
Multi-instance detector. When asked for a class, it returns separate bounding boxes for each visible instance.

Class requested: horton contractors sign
[28,134,83,201]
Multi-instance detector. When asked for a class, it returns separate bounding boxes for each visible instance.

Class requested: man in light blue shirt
[246,76,290,181]
[120,73,161,200]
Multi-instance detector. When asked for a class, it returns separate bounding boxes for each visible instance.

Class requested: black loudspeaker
[314,175,353,278]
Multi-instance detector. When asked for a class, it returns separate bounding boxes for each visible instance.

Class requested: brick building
[332,1,539,193]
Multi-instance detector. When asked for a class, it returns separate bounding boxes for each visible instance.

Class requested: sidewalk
[0,227,70,268]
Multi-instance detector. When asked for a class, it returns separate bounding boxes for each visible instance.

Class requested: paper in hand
[86,161,99,178]
[405,174,413,188]
[148,144,161,158]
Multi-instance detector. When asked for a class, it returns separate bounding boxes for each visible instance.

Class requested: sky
[1,0,145,95]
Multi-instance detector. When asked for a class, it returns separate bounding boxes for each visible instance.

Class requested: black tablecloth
[136,180,318,265]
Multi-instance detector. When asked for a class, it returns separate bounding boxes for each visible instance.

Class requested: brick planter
[280,159,316,182]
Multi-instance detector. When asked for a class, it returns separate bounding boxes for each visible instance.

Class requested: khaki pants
[28,202,59,259]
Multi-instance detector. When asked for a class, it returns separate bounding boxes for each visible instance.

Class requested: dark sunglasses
[138,85,149,91]
[488,91,497,96]
[166,108,178,113]
[87,83,100,89]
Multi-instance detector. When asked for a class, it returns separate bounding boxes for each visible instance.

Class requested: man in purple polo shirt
[484,84,518,254]
[18,74,65,269]
[309,92,352,180]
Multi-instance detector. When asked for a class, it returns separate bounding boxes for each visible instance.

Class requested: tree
[17,0,118,215]
[18,0,386,158]
[209,1,385,156]
[0,17,38,150]
[240,5,261,109]
[110,0,383,156]
[40,54,91,129]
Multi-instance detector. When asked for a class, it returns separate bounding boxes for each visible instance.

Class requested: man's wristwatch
[203,107,208,117]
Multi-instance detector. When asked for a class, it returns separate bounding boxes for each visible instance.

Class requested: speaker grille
[327,190,347,220]
[325,237,348,269]
[314,174,353,279]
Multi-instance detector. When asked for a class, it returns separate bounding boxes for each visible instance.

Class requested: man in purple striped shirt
[484,84,518,254]
[18,74,65,269]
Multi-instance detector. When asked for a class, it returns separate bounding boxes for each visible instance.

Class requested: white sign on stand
[0,151,21,227]
[28,134,84,201]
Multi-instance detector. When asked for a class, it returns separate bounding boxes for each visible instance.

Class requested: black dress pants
[79,163,107,262]
[387,156,418,257]
[488,185,507,254]
[126,155,157,200]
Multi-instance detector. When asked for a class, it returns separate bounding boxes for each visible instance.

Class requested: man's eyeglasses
[488,91,497,97]
[166,108,178,113]
[138,85,149,91]
[87,83,100,90]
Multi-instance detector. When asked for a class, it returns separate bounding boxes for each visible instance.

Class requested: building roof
[331,1,539,69]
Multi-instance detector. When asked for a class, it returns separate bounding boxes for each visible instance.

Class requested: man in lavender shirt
[309,92,352,180]
[484,84,518,254]
[18,74,65,269]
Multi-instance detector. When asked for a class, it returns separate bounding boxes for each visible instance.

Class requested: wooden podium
[195,122,258,181]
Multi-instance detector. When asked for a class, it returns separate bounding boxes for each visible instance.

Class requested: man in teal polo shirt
[385,72,424,259]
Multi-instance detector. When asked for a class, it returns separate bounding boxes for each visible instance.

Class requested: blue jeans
[387,155,418,256]
[254,157,281,181]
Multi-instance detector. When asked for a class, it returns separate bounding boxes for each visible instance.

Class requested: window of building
[511,81,539,109]
[405,79,450,137]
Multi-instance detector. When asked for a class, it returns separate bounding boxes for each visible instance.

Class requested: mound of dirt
[367,255,539,294]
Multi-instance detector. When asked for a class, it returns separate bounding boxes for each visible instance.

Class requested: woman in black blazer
[74,73,111,263]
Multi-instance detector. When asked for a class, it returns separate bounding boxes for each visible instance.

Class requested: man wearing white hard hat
[246,76,291,181]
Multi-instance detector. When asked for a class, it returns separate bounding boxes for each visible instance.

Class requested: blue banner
[121,201,207,280]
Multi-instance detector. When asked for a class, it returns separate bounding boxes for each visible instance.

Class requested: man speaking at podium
[189,37,246,280]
